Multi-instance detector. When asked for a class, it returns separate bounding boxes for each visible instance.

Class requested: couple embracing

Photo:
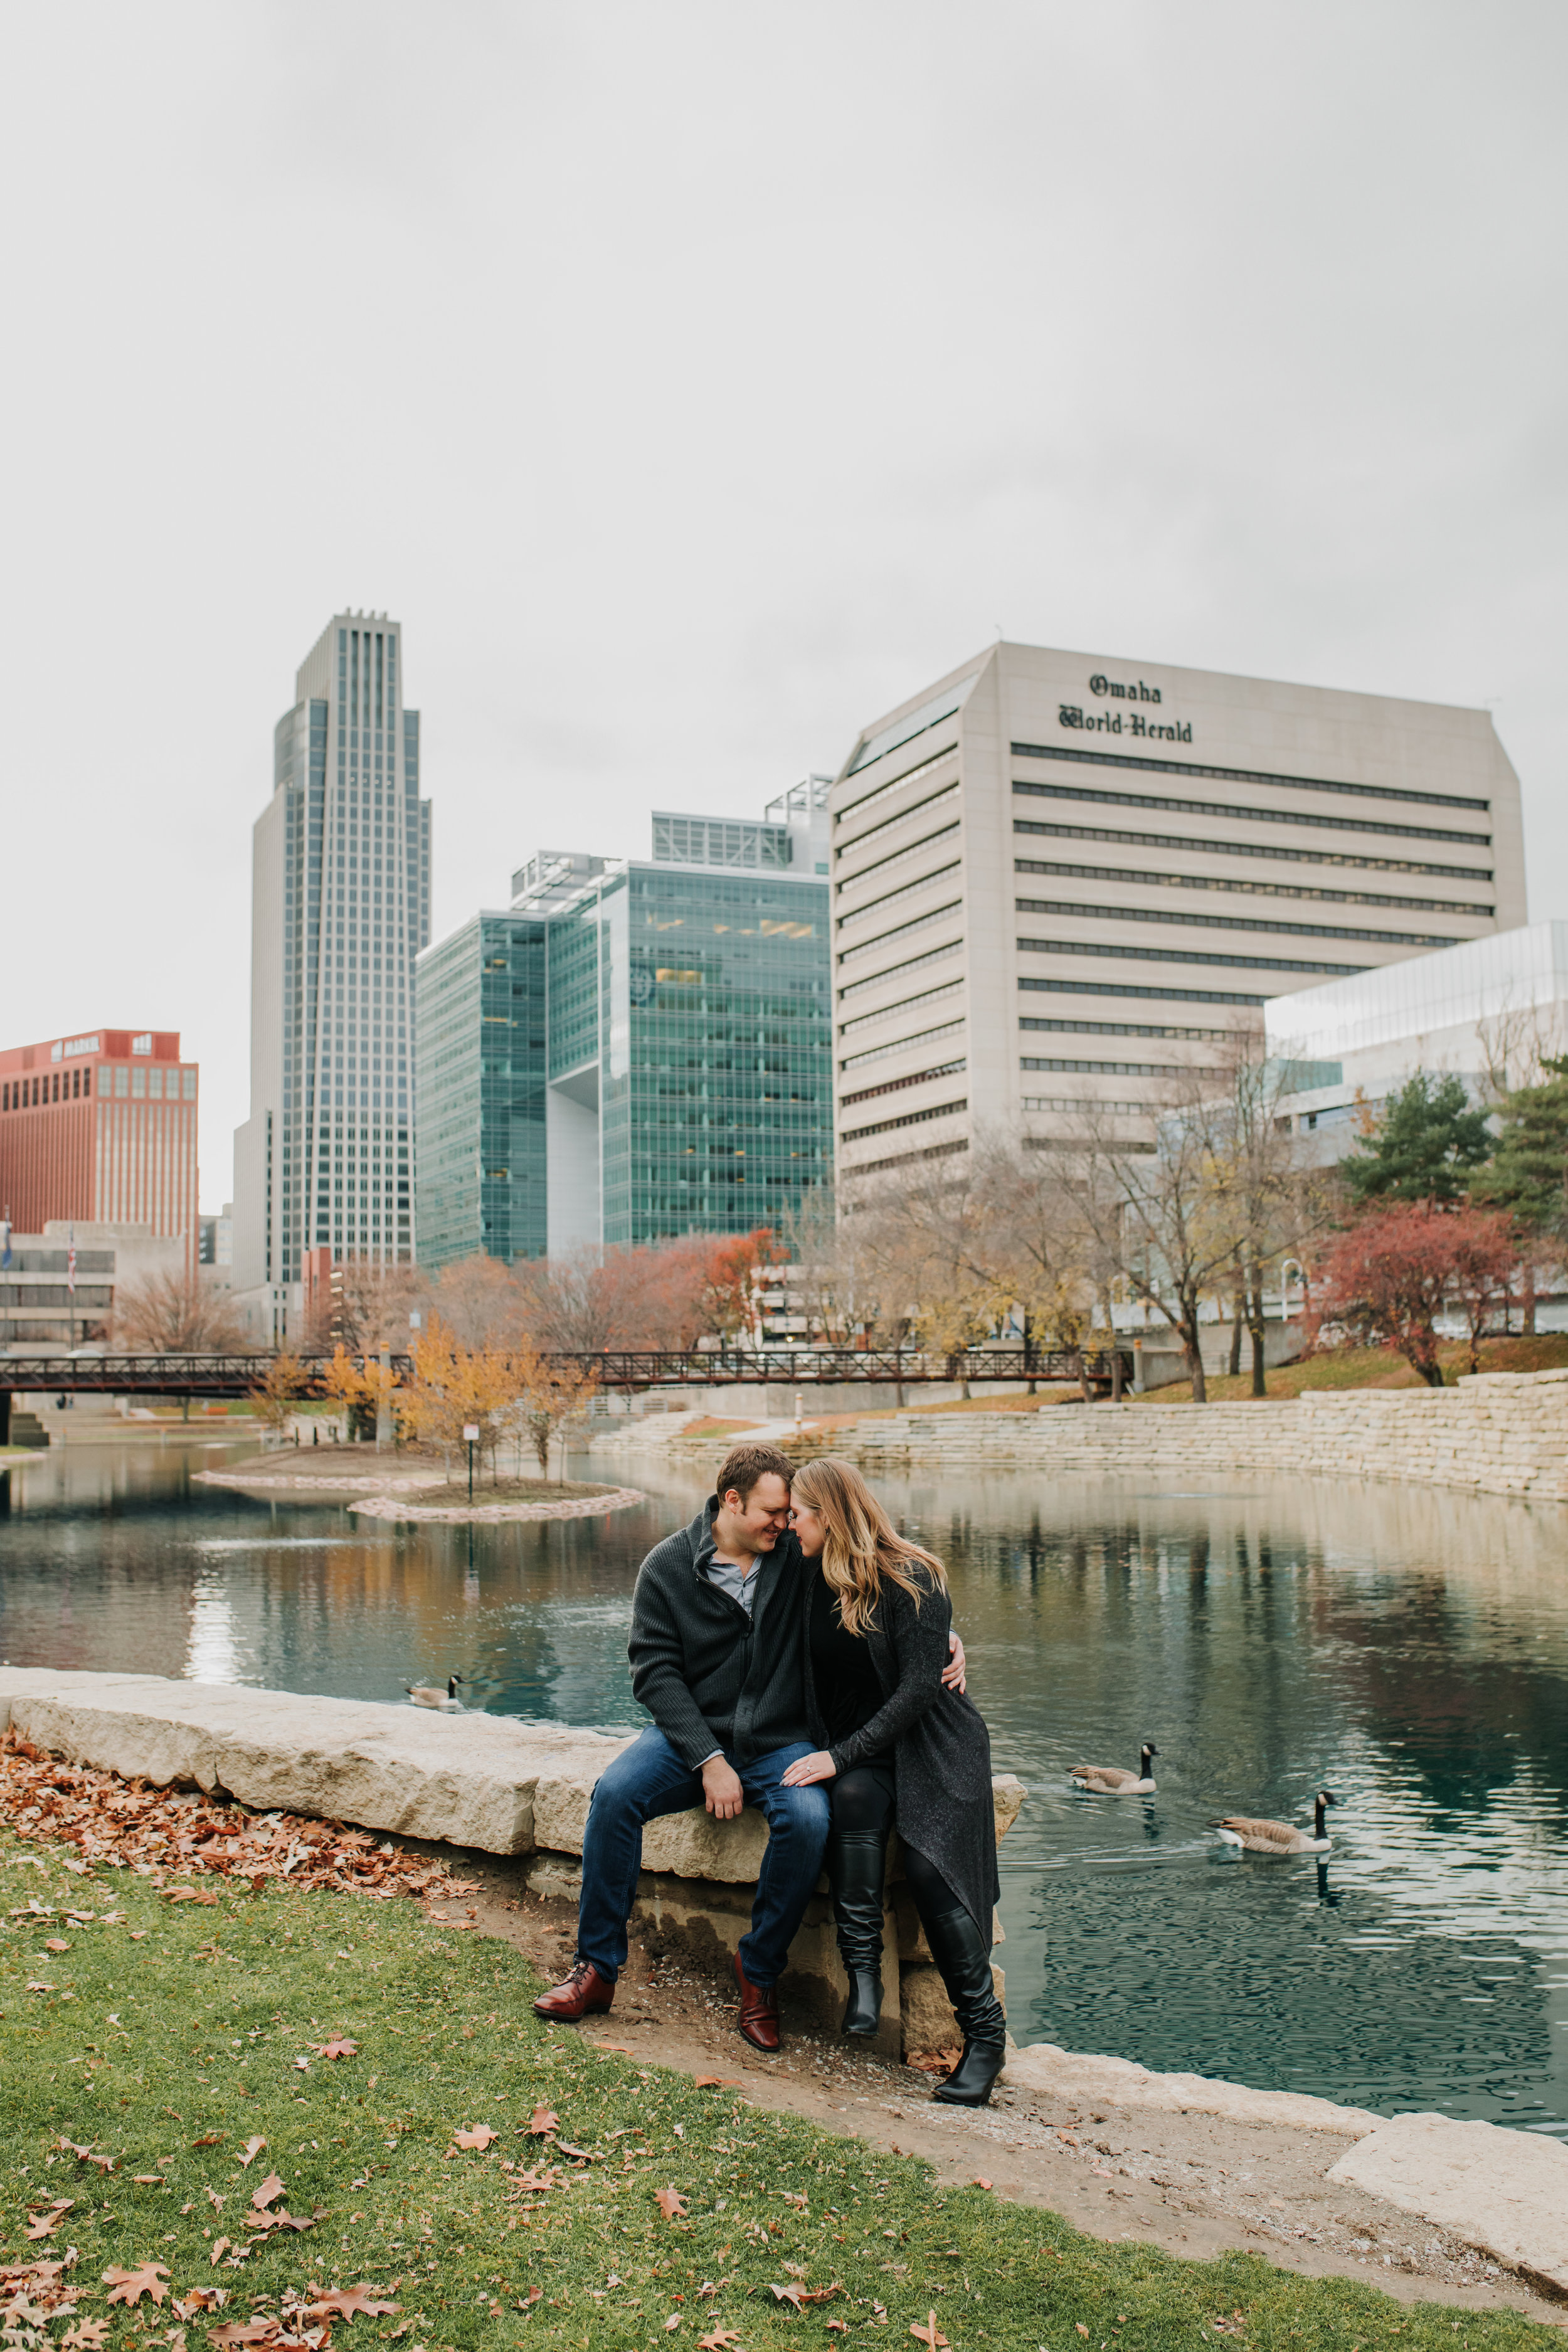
[534,1444,1007,2107]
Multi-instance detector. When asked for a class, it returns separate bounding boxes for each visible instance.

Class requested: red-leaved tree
[1309,1200,1519,1387]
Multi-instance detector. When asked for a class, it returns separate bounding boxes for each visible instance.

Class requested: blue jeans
[576,1727,830,1988]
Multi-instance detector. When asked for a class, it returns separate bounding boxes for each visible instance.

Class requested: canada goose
[1217,1789,1337,1855]
[406,1674,465,1712]
[1070,1742,1157,1794]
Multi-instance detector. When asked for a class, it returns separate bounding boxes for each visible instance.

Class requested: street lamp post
[464,1422,479,1503]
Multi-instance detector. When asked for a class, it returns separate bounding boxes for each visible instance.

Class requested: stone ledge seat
[0,1668,1027,2061]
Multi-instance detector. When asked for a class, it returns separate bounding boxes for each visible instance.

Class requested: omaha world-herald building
[829,644,1525,1182]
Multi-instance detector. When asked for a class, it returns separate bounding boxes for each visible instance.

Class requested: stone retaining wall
[835,1366,1568,1500]
[0,1668,1025,2062]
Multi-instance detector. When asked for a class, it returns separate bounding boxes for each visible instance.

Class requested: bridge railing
[1,1345,1134,1396]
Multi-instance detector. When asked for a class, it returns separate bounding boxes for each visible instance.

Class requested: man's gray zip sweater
[627,1498,811,1771]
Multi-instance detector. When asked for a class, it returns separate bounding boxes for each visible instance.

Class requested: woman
[780,1456,1006,2107]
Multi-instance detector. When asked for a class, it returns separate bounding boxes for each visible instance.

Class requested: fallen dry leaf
[292,2057,311,2074]
[972,2176,992,2191]
[526,2106,558,2137]
[655,2188,687,2222]
[61,2324,110,2350]
[303,2284,399,2319]
[192,2136,225,2151]
[238,2138,267,2169]
[691,2076,741,2089]
[908,2318,948,2351]
[251,2173,285,2212]
[1075,2328,1090,2341]
[309,2038,358,2060]
[663,2319,681,2335]
[103,2262,171,2307]
[697,2331,741,2351]
[453,2124,499,2153]
[554,2142,598,2163]
[26,1979,58,1992]
[163,1887,220,1906]
[172,2291,227,2318]
[206,2189,225,2212]
[770,2286,805,2312]
[24,2201,73,2240]
[43,1937,70,1952]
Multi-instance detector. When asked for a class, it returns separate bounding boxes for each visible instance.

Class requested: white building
[232,614,432,1342]
[827,643,1525,1184]
[1266,921,1568,1145]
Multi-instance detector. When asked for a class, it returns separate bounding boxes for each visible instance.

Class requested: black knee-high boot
[828,1830,886,2035]
[921,1905,1007,2106]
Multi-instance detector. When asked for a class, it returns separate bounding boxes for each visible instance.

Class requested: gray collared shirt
[706,1552,759,1616]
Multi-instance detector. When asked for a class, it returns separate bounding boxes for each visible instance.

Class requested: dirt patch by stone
[444,1854,1565,2331]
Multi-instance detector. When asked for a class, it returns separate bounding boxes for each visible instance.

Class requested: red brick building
[0,1028,200,1272]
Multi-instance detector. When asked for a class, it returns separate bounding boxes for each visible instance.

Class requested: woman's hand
[942,1629,967,1694]
[781,1750,838,1788]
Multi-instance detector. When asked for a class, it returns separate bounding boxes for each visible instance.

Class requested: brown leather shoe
[733,1951,780,2052]
[532,1959,615,2021]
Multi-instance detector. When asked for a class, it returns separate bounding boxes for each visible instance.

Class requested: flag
[67,1226,77,1295]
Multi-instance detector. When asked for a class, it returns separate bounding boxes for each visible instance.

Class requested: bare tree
[1065,1046,1315,1402]
[113,1269,256,1353]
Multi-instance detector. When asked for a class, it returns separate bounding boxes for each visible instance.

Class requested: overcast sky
[3,1,1564,1205]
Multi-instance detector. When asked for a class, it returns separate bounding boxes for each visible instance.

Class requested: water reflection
[2,1441,1566,2133]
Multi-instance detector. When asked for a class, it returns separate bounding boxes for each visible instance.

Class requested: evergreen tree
[1343,1069,1492,1207]
[1471,1056,1568,1236]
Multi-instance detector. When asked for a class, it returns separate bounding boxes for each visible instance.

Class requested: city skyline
[1,8,1561,1206]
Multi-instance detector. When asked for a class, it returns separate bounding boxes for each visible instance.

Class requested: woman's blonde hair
[792,1456,947,1638]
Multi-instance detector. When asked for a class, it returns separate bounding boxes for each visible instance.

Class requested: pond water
[3,1438,1567,2135]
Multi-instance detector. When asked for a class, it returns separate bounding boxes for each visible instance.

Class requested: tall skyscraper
[232,613,432,1340]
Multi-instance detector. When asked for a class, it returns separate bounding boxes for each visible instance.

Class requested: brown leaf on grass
[526,2106,558,2137]
[192,2136,225,2150]
[24,2202,73,2240]
[1074,2328,1089,2340]
[245,2208,320,2237]
[208,2322,279,2346]
[303,2285,399,2319]
[61,2324,110,2350]
[972,2176,992,2191]
[58,2142,115,2174]
[26,1979,58,1992]
[163,1887,220,1906]
[206,2190,225,2212]
[452,2125,498,2153]
[173,2291,228,2318]
[309,2038,358,2060]
[775,2191,808,2209]
[237,2139,267,2169]
[251,2174,285,2212]
[826,2326,849,2338]
[554,2143,599,2163]
[44,1937,70,1952]
[209,2239,233,2268]
[795,2287,840,2306]
[691,2077,741,2090]
[696,2332,741,2351]
[655,2188,687,2222]
[104,2262,171,2307]
[908,2318,948,2351]
[770,2284,805,2311]
[663,2319,681,2334]
[506,2169,561,2196]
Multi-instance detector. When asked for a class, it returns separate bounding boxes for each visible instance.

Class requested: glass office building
[415,785,832,1268]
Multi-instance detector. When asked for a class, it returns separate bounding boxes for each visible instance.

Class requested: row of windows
[1012,857,1490,919]
[835,779,959,862]
[840,1015,966,1072]
[1020,1056,1215,1079]
[837,899,961,967]
[1015,897,1458,950]
[835,815,960,894]
[1015,776,1491,849]
[1019,935,1359,978]
[1013,813,1492,883]
[1010,739,1490,814]
[841,1095,967,1145]
[837,858,961,930]
[839,977,963,1036]
[839,1058,967,1109]
[2,1064,197,1111]
[1020,1014,1237,1041]
[838,938,962,1002]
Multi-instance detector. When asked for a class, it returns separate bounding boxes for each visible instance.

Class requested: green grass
[1135,1333,1568,1404]
[1,1828,1552,2352]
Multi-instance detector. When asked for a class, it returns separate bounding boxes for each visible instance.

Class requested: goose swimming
[1070,1742,1158,1794]
[406,1674,466,1712]
[1217,1789,1337,1854]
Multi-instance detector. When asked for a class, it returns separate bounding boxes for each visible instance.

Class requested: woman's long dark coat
[802,1561,999,1935]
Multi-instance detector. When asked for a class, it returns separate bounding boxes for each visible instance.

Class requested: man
[533,1442,964,2052]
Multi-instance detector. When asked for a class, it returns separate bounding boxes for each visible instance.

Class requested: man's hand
[781,1750,837,1788]
[942,1629,967,1695]
[701,1754,745,1821]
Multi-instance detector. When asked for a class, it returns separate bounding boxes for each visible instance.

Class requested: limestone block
[641,1806,771,1884]
[1328,2113,1568,2294]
